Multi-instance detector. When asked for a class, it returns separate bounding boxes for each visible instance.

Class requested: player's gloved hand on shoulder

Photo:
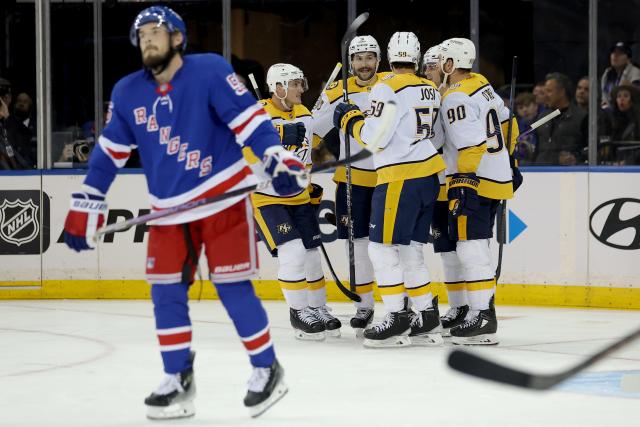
[262,145,308,196]
[512,166,523,192]
[447,172,479,217]
[333,102,364,137]
[308,183,323,208]
[276,123,306,148]
[63,191,108,252]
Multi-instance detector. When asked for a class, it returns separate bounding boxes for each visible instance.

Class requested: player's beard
[355,67,375,83]
[142,45,178,75]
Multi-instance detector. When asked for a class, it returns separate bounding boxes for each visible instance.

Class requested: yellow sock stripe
[445,281,467,292]
[253,209,277,251]
[406,282,432,297]
[466,278,496,291]
[377,282,406,296]
[457,215,468,241]
[355,281,374,294]
[383,181,404,244]
[279,279,308,291]
[307,277,326,291]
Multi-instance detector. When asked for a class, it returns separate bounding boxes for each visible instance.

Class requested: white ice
[1,300,639,427]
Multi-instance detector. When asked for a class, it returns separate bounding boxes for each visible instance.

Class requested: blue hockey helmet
[129,6,187,50]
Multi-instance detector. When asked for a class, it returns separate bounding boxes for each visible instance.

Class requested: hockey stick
[448,325,640,390]
[248,73,263,100]
[495,56,518,281]
[516,109,561,141]
[94,102,396,239]
[341,12,369,292]
[319,243,361,302]
[312,62,342,110]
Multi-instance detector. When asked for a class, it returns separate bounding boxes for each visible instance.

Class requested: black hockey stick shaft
[495,56,518,282]
[340,12,369,292]
[448,324,640,390]
[319,243,361,302]
[248,73,263,100]
[94,149,373,238]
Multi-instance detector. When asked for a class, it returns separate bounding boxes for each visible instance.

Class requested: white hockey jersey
[441,73,518,200]
[351,73,445,185]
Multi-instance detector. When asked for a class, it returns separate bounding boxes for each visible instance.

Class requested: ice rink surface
[1,299,639,427]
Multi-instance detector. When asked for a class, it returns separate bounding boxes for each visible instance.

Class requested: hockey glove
[63,192,108,251]
[262,145,308,196]
[333,102,364,137]
[276,123,306,149]
[448,173,480,217]
[308,183,323,208]
[512,166,523,192]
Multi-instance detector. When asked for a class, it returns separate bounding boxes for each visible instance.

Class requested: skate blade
[441,328,452,338]
[410,333,444,346]
[363,335,411,348]
[294,330,326,341]
[353,328,365,339]
[451,333,499,346]
[248,381,289,418]
[326,328,341,338]
[146,401,195,420]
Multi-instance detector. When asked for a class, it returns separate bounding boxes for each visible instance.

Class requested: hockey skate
[310,305,342,337]
[409,296,444,346]
[363,310,411,348]
[244,359,288,418]
[145,351,196,420]
[290,307,326,341]
[350,307,374,338]
[440,304,469,337]
[450,297,498,345]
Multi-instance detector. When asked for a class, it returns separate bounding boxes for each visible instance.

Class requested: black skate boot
[290,307,326,341]
[310,305,342,337]
[409,296,444,346]
[440,304,469,337]
[350,307,374,338]
[244,359,289,418]
[450,296,498,345]
[145,351,196,420]
[363,310,411,348]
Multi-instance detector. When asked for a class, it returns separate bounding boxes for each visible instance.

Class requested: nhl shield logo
[0,198,40,246]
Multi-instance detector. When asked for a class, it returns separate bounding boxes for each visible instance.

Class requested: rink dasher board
[0,169,638,309]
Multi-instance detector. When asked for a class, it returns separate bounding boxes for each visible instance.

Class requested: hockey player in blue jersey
[62,5,303,420]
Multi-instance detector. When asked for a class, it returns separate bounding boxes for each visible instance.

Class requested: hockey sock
[456,239,495,310]
[352,238,375,309]
[216,280,275,368]
[305,247,327,307]
[441,251,468,307]
[399,242,433,312]
[277,239,308,310]
[151,283,193,374]
[369,242,406,312]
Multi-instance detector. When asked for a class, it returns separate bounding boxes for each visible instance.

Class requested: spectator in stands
[599,85,640,164]
[601,41,640,109]
[514,92,539,164]
[534,72,587,166]
[532,81,548,114]
[0,78,36,169]
[575,76,589,112]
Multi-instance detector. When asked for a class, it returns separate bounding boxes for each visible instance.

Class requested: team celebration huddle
[61,4,521,422]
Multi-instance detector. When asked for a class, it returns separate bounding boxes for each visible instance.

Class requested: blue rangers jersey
[83,53,281,224]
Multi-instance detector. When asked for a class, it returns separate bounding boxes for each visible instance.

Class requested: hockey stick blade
[447,325,640,390]
[320,244,361,302]
[516,109,561,141]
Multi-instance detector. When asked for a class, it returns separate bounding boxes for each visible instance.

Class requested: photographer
[57,137,92,164]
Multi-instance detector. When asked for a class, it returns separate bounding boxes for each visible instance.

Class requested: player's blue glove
[448,173,480,217]
[333,102,364,137]
[512,166,523,192]
[276,123,306,149]
[262,145,308,196]
[63,192,108,251]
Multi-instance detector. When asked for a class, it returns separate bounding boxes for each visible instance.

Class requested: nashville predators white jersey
[351,73,445,185]
[244,99,313,207]
[441,73,518,200]
[312,73,389,187]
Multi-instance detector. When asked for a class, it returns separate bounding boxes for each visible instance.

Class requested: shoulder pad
[324,79,344,104]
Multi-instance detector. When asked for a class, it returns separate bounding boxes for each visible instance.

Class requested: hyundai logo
[589,198,640,250]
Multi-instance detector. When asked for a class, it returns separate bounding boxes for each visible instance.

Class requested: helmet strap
[274,87,292,111]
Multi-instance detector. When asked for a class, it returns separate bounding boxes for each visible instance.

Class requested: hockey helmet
[439,38,476,73]
[349,35,381,74]
[266,63,308,95]
[387,32,421,71]
[129,5,187,50]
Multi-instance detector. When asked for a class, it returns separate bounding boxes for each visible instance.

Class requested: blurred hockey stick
[341,12,369,292]
[248,73,263,99]
[495,56,517,281]
[94,101,396,239]
[448,325,640,390]
[312,62,342,110]
[516,109,561,141]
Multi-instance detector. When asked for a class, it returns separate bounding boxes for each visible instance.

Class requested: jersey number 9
[485,108,504,154]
